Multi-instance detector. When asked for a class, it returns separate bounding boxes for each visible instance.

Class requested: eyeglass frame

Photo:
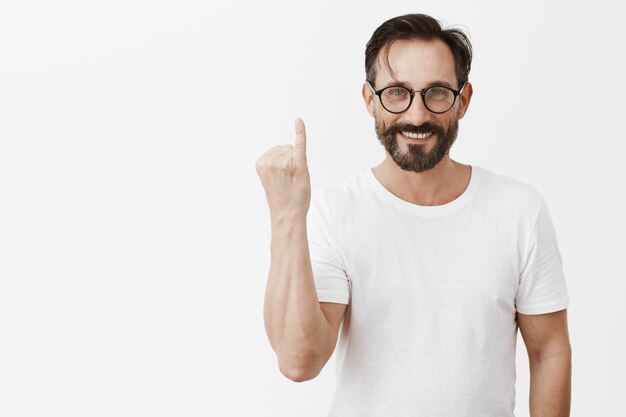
[366,81,467,114]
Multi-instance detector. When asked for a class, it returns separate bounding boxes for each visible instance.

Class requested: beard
[375,116,459,173]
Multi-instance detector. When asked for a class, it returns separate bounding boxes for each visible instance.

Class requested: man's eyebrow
[379,80,411,89]
[425,80,455,89]
[379,80,456,90]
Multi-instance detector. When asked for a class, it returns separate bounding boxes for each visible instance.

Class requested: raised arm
[256,119,346,382]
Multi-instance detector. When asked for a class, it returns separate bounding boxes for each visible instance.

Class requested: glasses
[367,82,465,114]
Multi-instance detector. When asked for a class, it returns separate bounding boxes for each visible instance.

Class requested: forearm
[528,352,572,417]
[263,213,330,379]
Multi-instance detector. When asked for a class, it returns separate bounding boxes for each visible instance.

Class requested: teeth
[402,131,432,139]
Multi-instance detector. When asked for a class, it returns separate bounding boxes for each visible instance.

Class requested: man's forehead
[376,39,457,87]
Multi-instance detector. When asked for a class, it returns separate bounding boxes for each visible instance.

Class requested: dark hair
[365,13,472,89]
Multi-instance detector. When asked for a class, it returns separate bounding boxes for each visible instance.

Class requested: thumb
[294,118,307,155]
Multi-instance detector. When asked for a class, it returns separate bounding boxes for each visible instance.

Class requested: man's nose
[402,95,433,126]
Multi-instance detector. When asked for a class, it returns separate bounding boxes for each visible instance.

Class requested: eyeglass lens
[381,86,456,113]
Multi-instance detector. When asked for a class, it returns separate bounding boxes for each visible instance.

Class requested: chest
[335,210,523,319]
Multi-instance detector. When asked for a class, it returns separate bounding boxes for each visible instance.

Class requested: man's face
[364,39,471,173]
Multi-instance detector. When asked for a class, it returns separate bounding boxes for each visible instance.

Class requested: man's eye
[387,88,408,97]
[429,87,450,96]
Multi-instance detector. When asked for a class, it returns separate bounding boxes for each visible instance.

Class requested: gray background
[1,0,624,416]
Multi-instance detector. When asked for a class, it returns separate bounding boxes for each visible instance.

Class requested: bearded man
[256,13,571,417]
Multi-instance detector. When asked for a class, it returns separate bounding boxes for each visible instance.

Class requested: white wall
[1,0,624,416]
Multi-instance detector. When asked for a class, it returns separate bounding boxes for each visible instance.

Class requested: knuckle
[265,159,281,170]
[264,161,275,170]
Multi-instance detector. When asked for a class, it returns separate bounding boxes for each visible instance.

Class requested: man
[256,13,571,417]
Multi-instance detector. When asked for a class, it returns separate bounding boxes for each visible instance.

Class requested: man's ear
[456,82,473,120]
[362,82,376,117]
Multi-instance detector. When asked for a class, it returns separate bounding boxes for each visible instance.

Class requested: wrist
[270,209,308,229]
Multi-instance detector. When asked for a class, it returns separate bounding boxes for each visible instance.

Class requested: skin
[518,309,572,417]
[256,120,342,382]
[256,38,571,416]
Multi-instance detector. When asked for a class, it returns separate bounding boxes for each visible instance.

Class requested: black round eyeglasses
[367,82,466,114]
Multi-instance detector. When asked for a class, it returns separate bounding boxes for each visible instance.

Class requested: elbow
[272,335,331,382]
[280,365,319,383]
[278,357,323,383]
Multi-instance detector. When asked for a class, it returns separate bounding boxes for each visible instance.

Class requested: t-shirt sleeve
[516,197,570,314]
[306,194,351,305]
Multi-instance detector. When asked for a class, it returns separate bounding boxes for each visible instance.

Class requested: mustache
[384,122,445,137]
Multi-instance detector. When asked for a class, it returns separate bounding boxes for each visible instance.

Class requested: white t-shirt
[307,165,569,417]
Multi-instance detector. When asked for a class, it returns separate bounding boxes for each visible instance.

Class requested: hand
[255,118,311,220]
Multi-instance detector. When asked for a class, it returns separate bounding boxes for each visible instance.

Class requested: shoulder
[311,171,368,206]
[310,170,370,220]
[475,166,545,213]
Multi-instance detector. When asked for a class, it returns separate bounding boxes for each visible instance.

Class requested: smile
[400,131,432,140]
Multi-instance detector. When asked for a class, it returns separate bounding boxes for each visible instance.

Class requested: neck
[372,153,471,206]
